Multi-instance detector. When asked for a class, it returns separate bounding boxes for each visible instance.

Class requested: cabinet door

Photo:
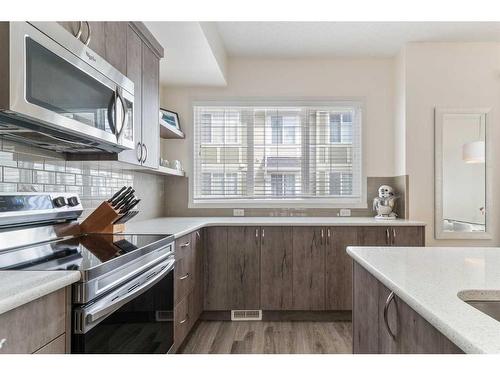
[392,226,425,246]
[396,295,462,354]
[362,227,391,246]
[352,262,380,353]
[57,22,105,57]
[292,227,325,310]
[227,227,261,309]
[140,44,160,169]
[191,230,204,320]
[204,227,228,310]
[326,227,361,310]
[260,226,293,310]
[118,25,143,166]
[84,22,106,57]
[104,22,127,75]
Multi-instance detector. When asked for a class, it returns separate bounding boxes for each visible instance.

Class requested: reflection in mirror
[435,108,490,239]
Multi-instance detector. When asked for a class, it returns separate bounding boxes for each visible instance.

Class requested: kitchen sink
[464,300,500,322]
[458,290,500,322]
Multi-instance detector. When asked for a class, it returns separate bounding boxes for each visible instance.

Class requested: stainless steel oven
[72,257,175,354]
[0,22,134,153]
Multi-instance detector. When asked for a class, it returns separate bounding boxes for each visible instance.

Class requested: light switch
[339,208,351,217]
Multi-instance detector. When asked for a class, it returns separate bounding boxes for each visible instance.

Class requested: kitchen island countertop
[347,245,500,354]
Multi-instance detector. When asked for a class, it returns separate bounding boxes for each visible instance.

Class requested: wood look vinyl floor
[180,321,352,354]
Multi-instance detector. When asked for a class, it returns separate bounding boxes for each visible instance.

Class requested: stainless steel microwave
[0,22,134,153]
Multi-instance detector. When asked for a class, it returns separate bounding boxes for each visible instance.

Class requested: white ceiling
[216,22,500,58]
[146,22,500,87]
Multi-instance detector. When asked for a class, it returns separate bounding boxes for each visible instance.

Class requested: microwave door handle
[115,89,127,140]
[107,92,117,136]
[84,258,175,325]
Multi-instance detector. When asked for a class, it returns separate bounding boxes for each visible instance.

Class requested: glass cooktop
[0,233,173,272]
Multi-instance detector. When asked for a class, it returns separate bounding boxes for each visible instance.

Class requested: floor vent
[231,310,262,321]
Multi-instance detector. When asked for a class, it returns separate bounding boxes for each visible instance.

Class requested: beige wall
[404,42,500,246]
[161,57,396,179]
[394,48,406,177]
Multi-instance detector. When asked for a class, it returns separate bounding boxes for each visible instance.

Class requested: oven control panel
[0,193,83,227]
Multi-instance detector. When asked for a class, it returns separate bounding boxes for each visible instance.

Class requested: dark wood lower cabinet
[174,225,426,352]
[292,227,325,310]
[260,227,293,310]
[227,227,261,309]
[326,227,361,310]
[204,227,228,311]
[353,262,463,354]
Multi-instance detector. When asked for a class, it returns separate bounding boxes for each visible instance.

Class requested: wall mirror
[435,108,491,239]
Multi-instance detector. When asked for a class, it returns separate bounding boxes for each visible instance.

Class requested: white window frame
[190,99,366,209]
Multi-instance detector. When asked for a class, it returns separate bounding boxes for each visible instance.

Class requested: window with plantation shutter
[192,101,364,207]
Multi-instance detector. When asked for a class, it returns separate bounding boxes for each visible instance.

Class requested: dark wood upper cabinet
[326,226,361,310]
[140,43,160,169]
[292,227,325,310]
[118,25,143,166]
[204,227,228,311]
[260,227,293,310]
[227,227,261,309]
[84,22,105,57]
[103,22,127,75]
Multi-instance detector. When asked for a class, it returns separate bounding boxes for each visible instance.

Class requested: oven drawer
[0,288,66,354]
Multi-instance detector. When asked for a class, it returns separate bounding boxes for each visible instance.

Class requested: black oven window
[72,270,174,354]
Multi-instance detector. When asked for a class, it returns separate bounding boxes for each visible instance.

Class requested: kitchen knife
[115,194,135,210]
[113,188,135,208]
[108,186,126,203]
[110,186,132,206]
[119,198,141,214]
[114,210,139,224]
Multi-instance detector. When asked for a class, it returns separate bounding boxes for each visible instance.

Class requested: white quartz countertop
[347,246,500,354]
[125,216,425,238]
[0,271,80,315]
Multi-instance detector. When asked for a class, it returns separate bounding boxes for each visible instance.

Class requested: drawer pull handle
[179,315,189,324]
[179,273,190,280]
[383,291,397,340]
[0,338,6,349]
[180,242,190,248]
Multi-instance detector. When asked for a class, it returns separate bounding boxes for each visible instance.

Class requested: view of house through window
[193,102,363,206]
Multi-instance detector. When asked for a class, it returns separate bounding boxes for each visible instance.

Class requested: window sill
[189,199,368,209]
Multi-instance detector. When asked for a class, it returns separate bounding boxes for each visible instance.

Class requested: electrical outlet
[233,209,245,217]
[339,208,351,217]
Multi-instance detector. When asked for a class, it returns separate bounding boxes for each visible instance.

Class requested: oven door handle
[84,258,175,325]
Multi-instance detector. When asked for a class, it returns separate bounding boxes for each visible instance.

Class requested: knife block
[79,201,125,234]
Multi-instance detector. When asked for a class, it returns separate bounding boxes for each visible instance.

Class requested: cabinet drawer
[0,288,66,354]
[174,253,195,305]
[33,334,66,354]
[174,296,191,350]
[175,234,192,261]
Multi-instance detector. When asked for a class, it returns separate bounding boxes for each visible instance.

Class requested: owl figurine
[373,185,398,220]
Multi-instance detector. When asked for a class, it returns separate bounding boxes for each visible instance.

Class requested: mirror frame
[434,107,492,240]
